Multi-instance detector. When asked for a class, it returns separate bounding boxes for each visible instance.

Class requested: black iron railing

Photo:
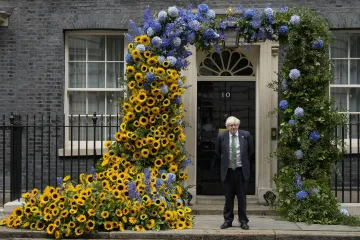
[0,112,121,206]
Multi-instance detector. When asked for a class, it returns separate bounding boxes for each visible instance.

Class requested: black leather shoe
[240,222,249,230]
[220,222,232,229]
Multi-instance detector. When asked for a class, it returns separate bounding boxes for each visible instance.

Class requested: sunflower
[135,35,142,43]
[149,147,158,155]
[132,49,140,56]
[52,208,60,217]
[35,221,45,230]
[147,57,157,65]
[133,55,142,62]
[68,221,76,228]
[101,211,109,219]
[136,92,147,103]
[134,104,143,113]
[163,98,171,106]
[144,51,151,58]
[135,72,143,82]
[31,188,39,197]
[139,116,148,126]
[161,138,169,147]
[140,148,149,158]
[176,221,186,230]
[14,207,23,217]
[133,120,140,127]
[146,97,156,106]
[170,83,178,92]
[161,173,168,181]
[178,133,186,142]
[46,223,56,235]
[177,209,185,217]
[74,227,83,236]
[141,64,148,72]
[128,81,136,89]
[140,35,150,45]
[162,60,170,68]
[176,201,183,208]
[105,141,112,148]
[63,175,71,182]
[76,214,86,223]
[126,66,135,75]
[126,112,135,120]
[127,43,134,50]
[151,107,160,115]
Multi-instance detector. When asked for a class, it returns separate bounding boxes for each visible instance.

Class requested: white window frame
[330,30,360,153]
[63,31,128,154]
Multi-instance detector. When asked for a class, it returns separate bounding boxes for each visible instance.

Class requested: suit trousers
[222,167,249,224]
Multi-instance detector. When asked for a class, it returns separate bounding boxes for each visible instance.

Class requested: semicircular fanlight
[198,49,255,76]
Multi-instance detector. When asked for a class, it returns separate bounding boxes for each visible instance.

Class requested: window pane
[331,33,348,58]
[88,36,105,61]
[70,116,102,141]
[108,117,121,141]
[69,62,86,88]
[106,63,124,88]
[88,92,105,115]
[350,33,360,58]
[350,88,360,112]
[350,114,360,139]
[69,92,86,115]
[88,63,105,88]
[330,88,347,110]
[332,60,348,84]
[107,35,124,61]
[69,36,86,61]
[350,60,360,84]
[107,92,123,115]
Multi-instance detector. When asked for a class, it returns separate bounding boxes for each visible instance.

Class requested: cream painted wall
[182,42,279,203]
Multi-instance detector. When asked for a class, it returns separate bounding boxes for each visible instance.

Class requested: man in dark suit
[215,116,254,230]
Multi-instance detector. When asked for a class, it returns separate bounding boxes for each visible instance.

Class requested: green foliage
[265,8,358,225]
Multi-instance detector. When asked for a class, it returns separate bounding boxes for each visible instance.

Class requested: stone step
[190,203,278,216]
[195,195,259,205]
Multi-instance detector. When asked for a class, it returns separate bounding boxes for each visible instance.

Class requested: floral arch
[1,3,359,239]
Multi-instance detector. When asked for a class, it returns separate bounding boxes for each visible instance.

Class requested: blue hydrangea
[295,150,303,160]
[281,80,288,91]
[294,107,304,118]
[174,97,182,106]
[159,56,166,64]
[159,169,167,175]
[264,7,274,19]
[147,27,154,36]
[177,79,183,88]
[290,15,301,25]
[168,6,179,18]
[289,69,300,80]
[289,119,296,125]
[312,40,324,50]
[89,167,96,175]
[159,85,169,95]
[158,11,167,21]
[143,82,150,90]
[244,9,255,20]
[296,190,309,200]
[172,37,181,47]
[340,208,350,216]
[136,44,146,52]
[189,20,201,31]
[186,32,196,44]
[203,28,219,40]
[279,6,289,12]
[311,188,319,194]
[56,177,63,187]
[151,36,162,47]
[146,72,156,82]
[250,20,261,29]
[198,3,209,14]
[125,53,133,64]
[295,173,303,189]
[155,178,164,189]
[180,159,193,169]
[206,10,215,19]
[167,56,177,66]
[279,25,289,36]
[279,100,288,110]
[309,131,320,141]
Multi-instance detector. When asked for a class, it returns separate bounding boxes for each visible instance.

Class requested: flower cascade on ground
[0,4,221,238]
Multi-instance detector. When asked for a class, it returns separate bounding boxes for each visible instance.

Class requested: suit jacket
[215,130,254,181]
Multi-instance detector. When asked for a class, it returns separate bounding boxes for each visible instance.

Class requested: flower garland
[0,4,221,238]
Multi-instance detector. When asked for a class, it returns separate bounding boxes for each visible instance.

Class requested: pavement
[1,213,360,239]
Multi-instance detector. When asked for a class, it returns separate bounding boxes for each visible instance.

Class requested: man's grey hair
[225,116,240,126]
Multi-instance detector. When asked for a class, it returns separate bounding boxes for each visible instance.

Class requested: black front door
[197,81,256,195]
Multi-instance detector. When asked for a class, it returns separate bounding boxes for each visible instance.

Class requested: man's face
[227,123,239,135]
